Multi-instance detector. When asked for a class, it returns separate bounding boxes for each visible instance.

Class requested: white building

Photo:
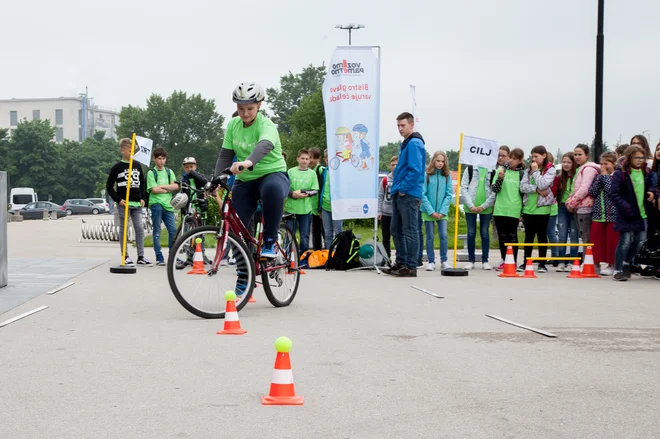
[0,97,119,142]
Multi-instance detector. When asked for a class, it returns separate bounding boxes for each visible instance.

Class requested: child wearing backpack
[147,147,179,266]
[421,151,452,271]
[492,148,525,268]
[588,152,618,276]
[378,155,397,259]
[285,148,319,253]
[460,162,496,271]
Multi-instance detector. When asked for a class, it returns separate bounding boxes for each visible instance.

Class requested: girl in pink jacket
[566,144,601,249]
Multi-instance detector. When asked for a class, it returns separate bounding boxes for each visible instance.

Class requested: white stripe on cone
[192,251,203,261]
[583,254,594,264]
[271,369,294,385]
[225,311,239,322]
[504,253,515,264]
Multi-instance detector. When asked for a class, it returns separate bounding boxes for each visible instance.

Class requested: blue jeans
[547,214,559,257]
[151,204,177,262]
[321,209,343,249]
[615,228,647,272]
[286,214,312,253]
[557,203,579,258]
[465,213,492,263]
[418,210,424,263]
[390,194,421,269]
[425,220,448,264]
[232,172,289,243]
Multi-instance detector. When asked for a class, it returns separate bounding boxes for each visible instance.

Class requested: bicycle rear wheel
[261,223,300,307]
[167,225,255,319]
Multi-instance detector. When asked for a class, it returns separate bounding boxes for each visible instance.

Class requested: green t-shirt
[550,202,558,216]
[221,112,286,182]
[147,167,176,211]
[285,167,319,215]
[493,167,522,218]
[561,176,574,203]
[321,169,332,212]
[631,169,647,219]
[522,174,551,215]
[473,167,493,215]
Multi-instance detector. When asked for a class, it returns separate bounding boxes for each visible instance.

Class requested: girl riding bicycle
[215,82,289,258]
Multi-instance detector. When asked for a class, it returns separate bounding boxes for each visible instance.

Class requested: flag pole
[443,133,468,277]
[110,133,138,274]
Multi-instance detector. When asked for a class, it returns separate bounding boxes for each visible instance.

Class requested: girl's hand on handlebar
[231,160,253,175]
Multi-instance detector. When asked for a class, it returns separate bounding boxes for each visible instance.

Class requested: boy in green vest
[147,147,179,266]
[285,148,319,253]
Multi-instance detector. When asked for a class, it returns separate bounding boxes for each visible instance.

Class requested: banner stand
[442,132,468,277]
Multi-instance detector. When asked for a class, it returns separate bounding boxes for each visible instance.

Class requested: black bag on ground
[634,232,660,266]
[326,230,361,271]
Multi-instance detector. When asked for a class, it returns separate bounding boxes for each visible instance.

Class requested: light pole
[335,24,365,45]
[594,0,605,160]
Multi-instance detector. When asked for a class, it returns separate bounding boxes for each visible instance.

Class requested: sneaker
[156,260,166,266]
[137,256,153,266]
[175,258,190,270]
[496,262,505,271]
[556,263,567,272]
[552,260,559,268]
[417,260,424,269]
[124,256,135,266]
[464,262,475,270]
[516,263,525,273]
[640,266,655,277]
[260,240,277,259]
[482,262,492,271]
[441,262,451,270]
[537,265,548,273]
[228,257,237,266]
[383,264,403,275]
[613,271,628,281]
[600,265,614,276]
[393,267,417,277]
[220,259,229,266]
[622,263,632,279]
[425,262,435,271]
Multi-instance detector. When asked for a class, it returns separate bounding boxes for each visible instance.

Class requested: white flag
[132,136,153,167]
[459,135,499,171]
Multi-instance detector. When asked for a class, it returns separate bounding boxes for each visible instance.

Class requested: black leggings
[494,216,520,264]
[523,214,550,263]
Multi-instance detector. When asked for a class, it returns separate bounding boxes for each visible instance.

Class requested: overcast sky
[2,0,659,155]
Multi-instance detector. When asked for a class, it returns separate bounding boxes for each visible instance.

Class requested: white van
[9,187,38,211]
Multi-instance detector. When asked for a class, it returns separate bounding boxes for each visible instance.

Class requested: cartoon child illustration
[335,127,353,160]
[352,124,371,169]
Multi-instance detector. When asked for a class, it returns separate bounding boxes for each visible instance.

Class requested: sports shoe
[156,260,166,267]
[124,256,135,266]
[556,263,567,272]
[613,271,627,281]
[220,259,229,266]
[425,262,435,271]
[600,265,614,276]
[137,256,153,266]
[516,263,525,273]
[175,258,190,270]
[441,262,451,270]
[537,265,548,273]
[383,264,403,275]
[482,262,492,271]
[496,262,505,271]
[464,262,475,270]
[393,267,417,277]
[260,239,277,259]
[622,263,632,279]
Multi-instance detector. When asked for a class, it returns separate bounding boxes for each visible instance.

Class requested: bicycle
[329,150,359,170]
[166,168,301,319]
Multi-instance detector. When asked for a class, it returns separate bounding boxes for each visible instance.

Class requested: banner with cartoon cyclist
[322,46,381,220]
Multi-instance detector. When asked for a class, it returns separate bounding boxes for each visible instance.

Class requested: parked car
[9,201,67,220]
[62,199,102,215]
[87,198,109,213]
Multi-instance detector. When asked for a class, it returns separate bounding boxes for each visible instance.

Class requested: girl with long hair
[566,144,600,262]
[421,151,452,271]
[546,152,560,265]
[556,152,579,271]
[630,134,653,167]
[492,148,525,268]
[588,152,619,276]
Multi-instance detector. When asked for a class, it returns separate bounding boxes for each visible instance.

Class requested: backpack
[326,230,361,271]
[145,167,174,206]
[466,165,495,188]
[299,250,329,269]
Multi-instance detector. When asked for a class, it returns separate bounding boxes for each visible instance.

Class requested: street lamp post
[594,0,605,160]
[335,24,365,45]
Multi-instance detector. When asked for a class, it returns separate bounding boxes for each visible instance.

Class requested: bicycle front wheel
[167,225,256,319]
[261,223,300,307]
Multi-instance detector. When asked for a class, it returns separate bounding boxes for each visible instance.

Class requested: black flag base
[441,267,469,277]
[110,265,137,274]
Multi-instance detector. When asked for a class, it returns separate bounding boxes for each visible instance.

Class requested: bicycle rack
[79,220,136,243]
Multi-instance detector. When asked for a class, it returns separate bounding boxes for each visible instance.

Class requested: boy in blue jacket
[385,112,426,277]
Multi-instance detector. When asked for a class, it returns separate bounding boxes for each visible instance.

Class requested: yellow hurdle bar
[504,243,593,247]
[527,257,578,261]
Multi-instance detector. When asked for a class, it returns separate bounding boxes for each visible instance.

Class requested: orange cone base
[581,273,601,278]
[248,296,257,303]
[217,328,247,335]
[566,272,583,279]
[498,272,520,278]
[187,268,207,275]
[261,395,304,406]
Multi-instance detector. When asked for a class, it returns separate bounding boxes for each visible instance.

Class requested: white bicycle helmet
[170,192,189,210]
[232,82,265,104]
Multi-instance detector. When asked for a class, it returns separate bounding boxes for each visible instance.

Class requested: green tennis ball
[195,237,202,244]
[274,336,292,353]
[225,290,237,301]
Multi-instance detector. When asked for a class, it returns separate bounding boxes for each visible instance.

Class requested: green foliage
[280,90,326,168]
[116,91,224,176]
[266,64,326,136]
[446,150,459,171]
[378,142,400,171]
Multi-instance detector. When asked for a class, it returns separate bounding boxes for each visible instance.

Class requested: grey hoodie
[378,172,394,216]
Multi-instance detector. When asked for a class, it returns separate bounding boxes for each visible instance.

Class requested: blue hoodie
[391,132,426,198]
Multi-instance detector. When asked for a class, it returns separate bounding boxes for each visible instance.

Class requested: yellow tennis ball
[274,336,292,353]
[224,290,236,301]
[195,237,202,244]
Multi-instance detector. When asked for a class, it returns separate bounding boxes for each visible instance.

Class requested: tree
[379,142,400,171]
[0,129,13,177]
[446,150,459,171]
[280,90,327,168]
[266,64,326,135]
[59,137,119,199]
[116,91,224,176]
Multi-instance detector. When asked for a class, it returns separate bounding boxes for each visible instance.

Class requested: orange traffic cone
[186,238,207,275]
[499,246,520,278]
[566,259,583,279]
[522,259,537,278]
[217,291,247,335]
[262,337,304,406]
[580,247,600,278]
